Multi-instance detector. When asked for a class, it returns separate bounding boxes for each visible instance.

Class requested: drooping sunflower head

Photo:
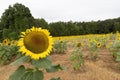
[18,27,53,60]
[76,42,82,48]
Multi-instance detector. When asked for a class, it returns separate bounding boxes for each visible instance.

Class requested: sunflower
[96,42,101,48]
[11,40,17,45]
[18,27,53,60]
[7,42,11,46]
[3,38,10,44]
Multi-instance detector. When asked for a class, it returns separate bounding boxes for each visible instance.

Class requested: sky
[0,0,120,23]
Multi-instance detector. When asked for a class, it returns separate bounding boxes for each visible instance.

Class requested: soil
[0,46,120,80]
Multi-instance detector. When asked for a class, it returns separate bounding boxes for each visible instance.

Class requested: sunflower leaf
[46,64,65,72]
[31,56,52,68]
[32,70,44,80]
[115,55,120,61]
[10,56,30,65]
[9,65,26,80]
[19,71,33,80]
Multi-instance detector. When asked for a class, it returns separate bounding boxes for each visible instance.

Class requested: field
[0,33,120,80]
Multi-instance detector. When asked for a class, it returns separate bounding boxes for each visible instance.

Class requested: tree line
[0,3,120,40]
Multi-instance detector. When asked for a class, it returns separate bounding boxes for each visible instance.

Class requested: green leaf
[19,71,33,80]
[20,69,44,80]
[46,64,65,72]
[81,59,85,64]
[31,56,52,68]
[9,65,26,80]
[0,50,6,57]
[50,77,61,80]
[70,55,76,61]
[73,62,80,69]
[33,70,44,80]
[116,52,120,56]
[115,55,120,61]
[10,56,30,65]
[0,46,3,51]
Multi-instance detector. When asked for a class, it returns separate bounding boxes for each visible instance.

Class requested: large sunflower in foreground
[18,27,53,60]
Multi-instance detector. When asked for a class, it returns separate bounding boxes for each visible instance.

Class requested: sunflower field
[0,27,120,80]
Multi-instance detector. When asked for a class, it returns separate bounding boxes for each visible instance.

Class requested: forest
[0,3,120,40]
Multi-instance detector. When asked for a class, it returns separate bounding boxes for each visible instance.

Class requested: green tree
[114,22,120,32]
[49,22,66,36]
[0,3,34,39]
[65,21,79,35]
[34,18,49,29]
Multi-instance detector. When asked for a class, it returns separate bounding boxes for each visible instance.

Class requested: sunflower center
[98,43,100,46]
[24,31,49,53]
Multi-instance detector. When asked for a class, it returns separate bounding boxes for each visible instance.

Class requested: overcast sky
[0,0,120,22]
